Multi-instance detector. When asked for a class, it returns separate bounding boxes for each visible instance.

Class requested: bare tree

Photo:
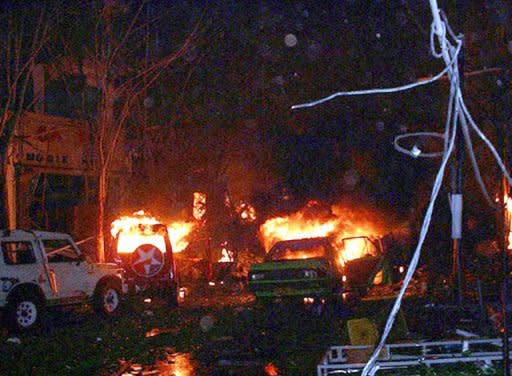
[51,1,201,261]
[0,3,54,229]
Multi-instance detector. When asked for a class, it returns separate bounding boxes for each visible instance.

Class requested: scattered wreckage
[0,229,127,331]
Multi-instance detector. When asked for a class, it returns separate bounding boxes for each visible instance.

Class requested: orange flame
[168,221,195,253]
[193,192,206,220]
[259,200,388,262]
[111,211,195,254]
[236,200,257,222]
[260,215,338,251]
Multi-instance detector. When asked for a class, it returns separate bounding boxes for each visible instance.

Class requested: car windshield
[267,244,327,261]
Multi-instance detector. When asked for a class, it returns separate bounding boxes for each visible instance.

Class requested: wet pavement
[106,285,341,375]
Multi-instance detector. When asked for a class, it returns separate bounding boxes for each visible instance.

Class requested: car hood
[249,258,328,272]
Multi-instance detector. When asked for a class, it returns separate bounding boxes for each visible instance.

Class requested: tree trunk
[97,167,107,262]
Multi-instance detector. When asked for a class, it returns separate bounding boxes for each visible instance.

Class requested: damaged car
[0,230,127,332]
[112,220,179,306]
[248,235,390,308]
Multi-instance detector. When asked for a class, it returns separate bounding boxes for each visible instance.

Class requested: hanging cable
[460,110,496,207]
[289,0,510,373]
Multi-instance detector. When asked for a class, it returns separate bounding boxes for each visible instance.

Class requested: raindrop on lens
[200,315,215,332]
[307,41,322,60]
[284,33,298,47]
[143,97,154,108]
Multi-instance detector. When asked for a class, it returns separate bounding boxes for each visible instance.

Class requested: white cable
[363,1,462,372]
[430,20,447,59]
[287,1,508,373]
[291,57,458,110]
[458,93,512,186]
[459,109,496,207]
[362,79,460,375]
[393,132,445,158]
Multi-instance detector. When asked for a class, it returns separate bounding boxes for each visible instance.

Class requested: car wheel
[94,281,122,317]
[6,293,44,332]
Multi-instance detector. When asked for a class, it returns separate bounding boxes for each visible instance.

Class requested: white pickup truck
[0,230,127,332]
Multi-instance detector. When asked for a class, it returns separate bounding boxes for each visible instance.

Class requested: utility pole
[498,130,510,375]
[451,0,465,307]
[499,16,512,376]
[496,87,510,376]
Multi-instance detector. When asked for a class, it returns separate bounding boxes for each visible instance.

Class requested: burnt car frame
[248,235,388,306]
[113,223,178,306]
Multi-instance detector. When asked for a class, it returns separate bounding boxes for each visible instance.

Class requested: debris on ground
[144,327,179,338]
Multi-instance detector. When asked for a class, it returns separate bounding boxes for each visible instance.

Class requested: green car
[248,236,388,306]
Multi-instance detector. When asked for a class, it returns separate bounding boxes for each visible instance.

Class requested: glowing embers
[236,200,256,222]
[193,192,206,220]
[218,242,235,263]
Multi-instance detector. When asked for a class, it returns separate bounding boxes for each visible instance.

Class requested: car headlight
[250,273,265,281]
[303,270,318,278]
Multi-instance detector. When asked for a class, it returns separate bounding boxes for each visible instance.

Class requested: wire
[459,109,496,207]
[362,79,460,376]
[393,132,446,158]
[459,94,512,186]
[288,0,510,373]
[291,61,455,110]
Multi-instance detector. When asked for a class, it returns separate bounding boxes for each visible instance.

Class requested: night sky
[1,0,510,242]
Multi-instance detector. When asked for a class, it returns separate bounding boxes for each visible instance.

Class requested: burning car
[111,212,179,306]
[248,235,388,306]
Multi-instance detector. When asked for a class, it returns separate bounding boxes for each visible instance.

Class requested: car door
[0,236,49,295]
[40,238,91,302]
[341,236,384,291]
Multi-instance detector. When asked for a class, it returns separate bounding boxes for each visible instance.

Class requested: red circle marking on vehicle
[130,244,164,277]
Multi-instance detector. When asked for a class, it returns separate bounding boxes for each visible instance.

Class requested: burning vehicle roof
[268,237,332,252]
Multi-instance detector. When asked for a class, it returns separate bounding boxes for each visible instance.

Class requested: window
[268,244,327,261]
[43,239,80,263]
[1,242,36,265]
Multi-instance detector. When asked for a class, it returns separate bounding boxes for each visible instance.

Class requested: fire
[260,201,339,251]
[111,211,166,254]
[218,247,234,263]
[111,211,195,254]
[168,221,195,253]
[193,192,206,220]
[236,200,257,222]
[259,200,388,262]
